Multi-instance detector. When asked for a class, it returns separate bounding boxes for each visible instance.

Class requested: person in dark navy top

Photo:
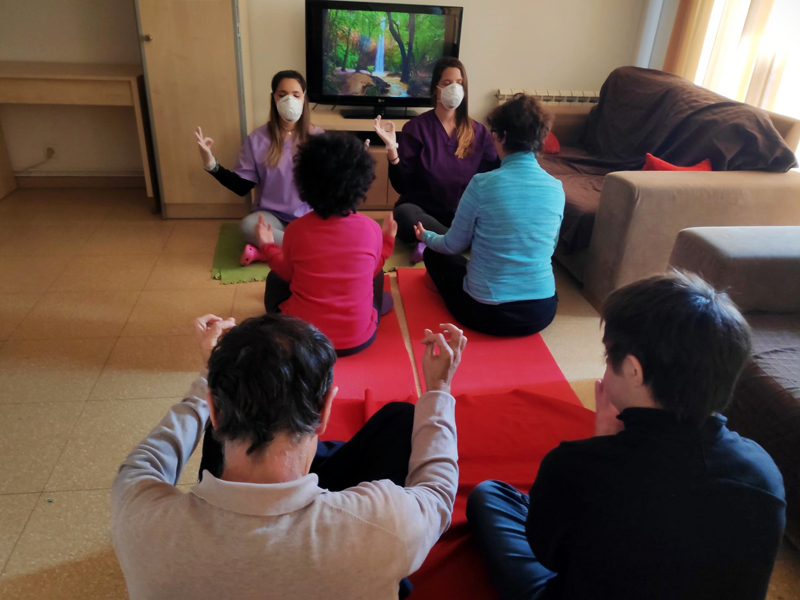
[467,271,786,600]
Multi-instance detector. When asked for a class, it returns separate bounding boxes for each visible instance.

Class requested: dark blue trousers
[467,480,558,600]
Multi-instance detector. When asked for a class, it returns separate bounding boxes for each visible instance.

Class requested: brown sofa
[669,226,800,547]
[541,67,800,304]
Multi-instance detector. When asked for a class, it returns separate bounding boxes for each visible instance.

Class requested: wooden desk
[0,62,154,201]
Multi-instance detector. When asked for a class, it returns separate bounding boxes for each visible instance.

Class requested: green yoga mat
[211,219,427,284]
[211,223,271,284]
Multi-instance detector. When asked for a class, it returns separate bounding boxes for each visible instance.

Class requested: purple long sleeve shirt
[390,110,500,222]
[234,124,323,222]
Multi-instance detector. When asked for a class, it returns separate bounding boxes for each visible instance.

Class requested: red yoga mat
[396,268,581,405]
[331,275,417,402]
[319,389,595,599]
[319,391,415,443]
[410,389,595,599]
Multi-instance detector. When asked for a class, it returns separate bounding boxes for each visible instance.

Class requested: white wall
[649,0,680,70]
[0,0,143,176]
[633,0,665,68]
[246,0,646,126]
[0,0,646,175]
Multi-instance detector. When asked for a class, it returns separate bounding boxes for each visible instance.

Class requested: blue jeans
[466,480,558,600]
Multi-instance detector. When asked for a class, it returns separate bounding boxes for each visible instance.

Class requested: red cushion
[643,153,712,171]
[543,132,560,154]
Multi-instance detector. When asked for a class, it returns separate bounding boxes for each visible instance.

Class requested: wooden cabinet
[310,107,424,210]
[136,0,250,218]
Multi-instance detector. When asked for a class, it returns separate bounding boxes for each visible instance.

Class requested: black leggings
[424,249,558,337]
[394,202,451,243]
[198,402,416,598]
[264,270,384,357]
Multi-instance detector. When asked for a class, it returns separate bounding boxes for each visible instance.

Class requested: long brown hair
[266,70,312,169]
[431,57,474,159]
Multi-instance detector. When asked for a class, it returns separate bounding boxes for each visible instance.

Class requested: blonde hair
[431,57,474,159]
[266,71,312,168]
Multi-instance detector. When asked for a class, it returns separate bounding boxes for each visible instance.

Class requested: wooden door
[137,0,245,215]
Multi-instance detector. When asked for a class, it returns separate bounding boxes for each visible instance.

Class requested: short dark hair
[293,132,376,218]
[601,271,752,422]
[207,314,336,455]
[486,94,552,154]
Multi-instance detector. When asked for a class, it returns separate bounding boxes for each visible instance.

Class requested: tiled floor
[0,188,797,598]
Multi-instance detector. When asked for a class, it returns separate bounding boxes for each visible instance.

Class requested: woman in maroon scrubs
[374,57,500,263]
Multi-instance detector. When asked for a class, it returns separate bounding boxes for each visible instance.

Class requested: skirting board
[163,203,250,219]
[16,175,146,189]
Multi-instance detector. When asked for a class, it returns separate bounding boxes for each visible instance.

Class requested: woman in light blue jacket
[415,95,565,336]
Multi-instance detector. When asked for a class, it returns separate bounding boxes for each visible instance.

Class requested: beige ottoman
[670,227,800,547]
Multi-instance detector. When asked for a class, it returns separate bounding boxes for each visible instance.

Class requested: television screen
[323,10,446,98]
[307,2,463,108]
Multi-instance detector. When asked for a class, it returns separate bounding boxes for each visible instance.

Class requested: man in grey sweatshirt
[110,312,465,600]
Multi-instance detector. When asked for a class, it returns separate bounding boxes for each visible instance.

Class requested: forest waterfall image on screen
[322,9,447,98]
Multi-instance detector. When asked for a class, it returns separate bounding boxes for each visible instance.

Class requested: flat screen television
[305,0,463,117]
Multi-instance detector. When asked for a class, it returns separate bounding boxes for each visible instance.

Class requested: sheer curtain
[663,0,800,124]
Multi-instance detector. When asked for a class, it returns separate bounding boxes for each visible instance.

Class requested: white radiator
[495,89,599,106]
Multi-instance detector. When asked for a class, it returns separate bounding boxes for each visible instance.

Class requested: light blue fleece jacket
[423,152,565,304]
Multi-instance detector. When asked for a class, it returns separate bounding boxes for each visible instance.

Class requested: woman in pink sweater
[252,132,396,356]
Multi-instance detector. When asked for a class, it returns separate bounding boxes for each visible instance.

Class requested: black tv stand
[340,106,419,119]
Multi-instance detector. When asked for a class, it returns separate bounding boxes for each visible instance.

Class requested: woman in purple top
[195,70,322,265]
[374,57,500,263]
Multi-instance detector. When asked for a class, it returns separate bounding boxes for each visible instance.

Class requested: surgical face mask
[437,83,464,110]
[276,94,303,122]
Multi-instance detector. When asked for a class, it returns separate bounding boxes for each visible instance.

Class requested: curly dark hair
[293,132,376,218]
[486,94,553,154]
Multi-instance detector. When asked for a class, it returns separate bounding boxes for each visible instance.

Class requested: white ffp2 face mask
[438,83,464,110]
[276,95,303,123]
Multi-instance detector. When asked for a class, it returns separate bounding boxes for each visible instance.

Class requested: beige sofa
[669,226,800,546]
[542,80,800,305]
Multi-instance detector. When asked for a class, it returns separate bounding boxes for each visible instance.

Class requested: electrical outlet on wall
[43,144,58,159]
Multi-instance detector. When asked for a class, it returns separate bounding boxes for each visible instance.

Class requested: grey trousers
[240,210,288,247]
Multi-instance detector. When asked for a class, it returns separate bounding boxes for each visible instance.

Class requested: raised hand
[195,126,216,169]
[194,314,236,366]
[420,323,467,394]
[594,379,624,436]
[381,211,398,239]
[413,221,427,242]
[255,214,275,247]
[373,115,398,148]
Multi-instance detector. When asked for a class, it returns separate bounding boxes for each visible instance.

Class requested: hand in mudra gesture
[420,323,467,394]
[373,116,398,148]
[194,314,236,366]
[381,212,398,239]
[195,126,216,169]
[413,221,427,242]
[594,378,624,437]
[255,214,275,247]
